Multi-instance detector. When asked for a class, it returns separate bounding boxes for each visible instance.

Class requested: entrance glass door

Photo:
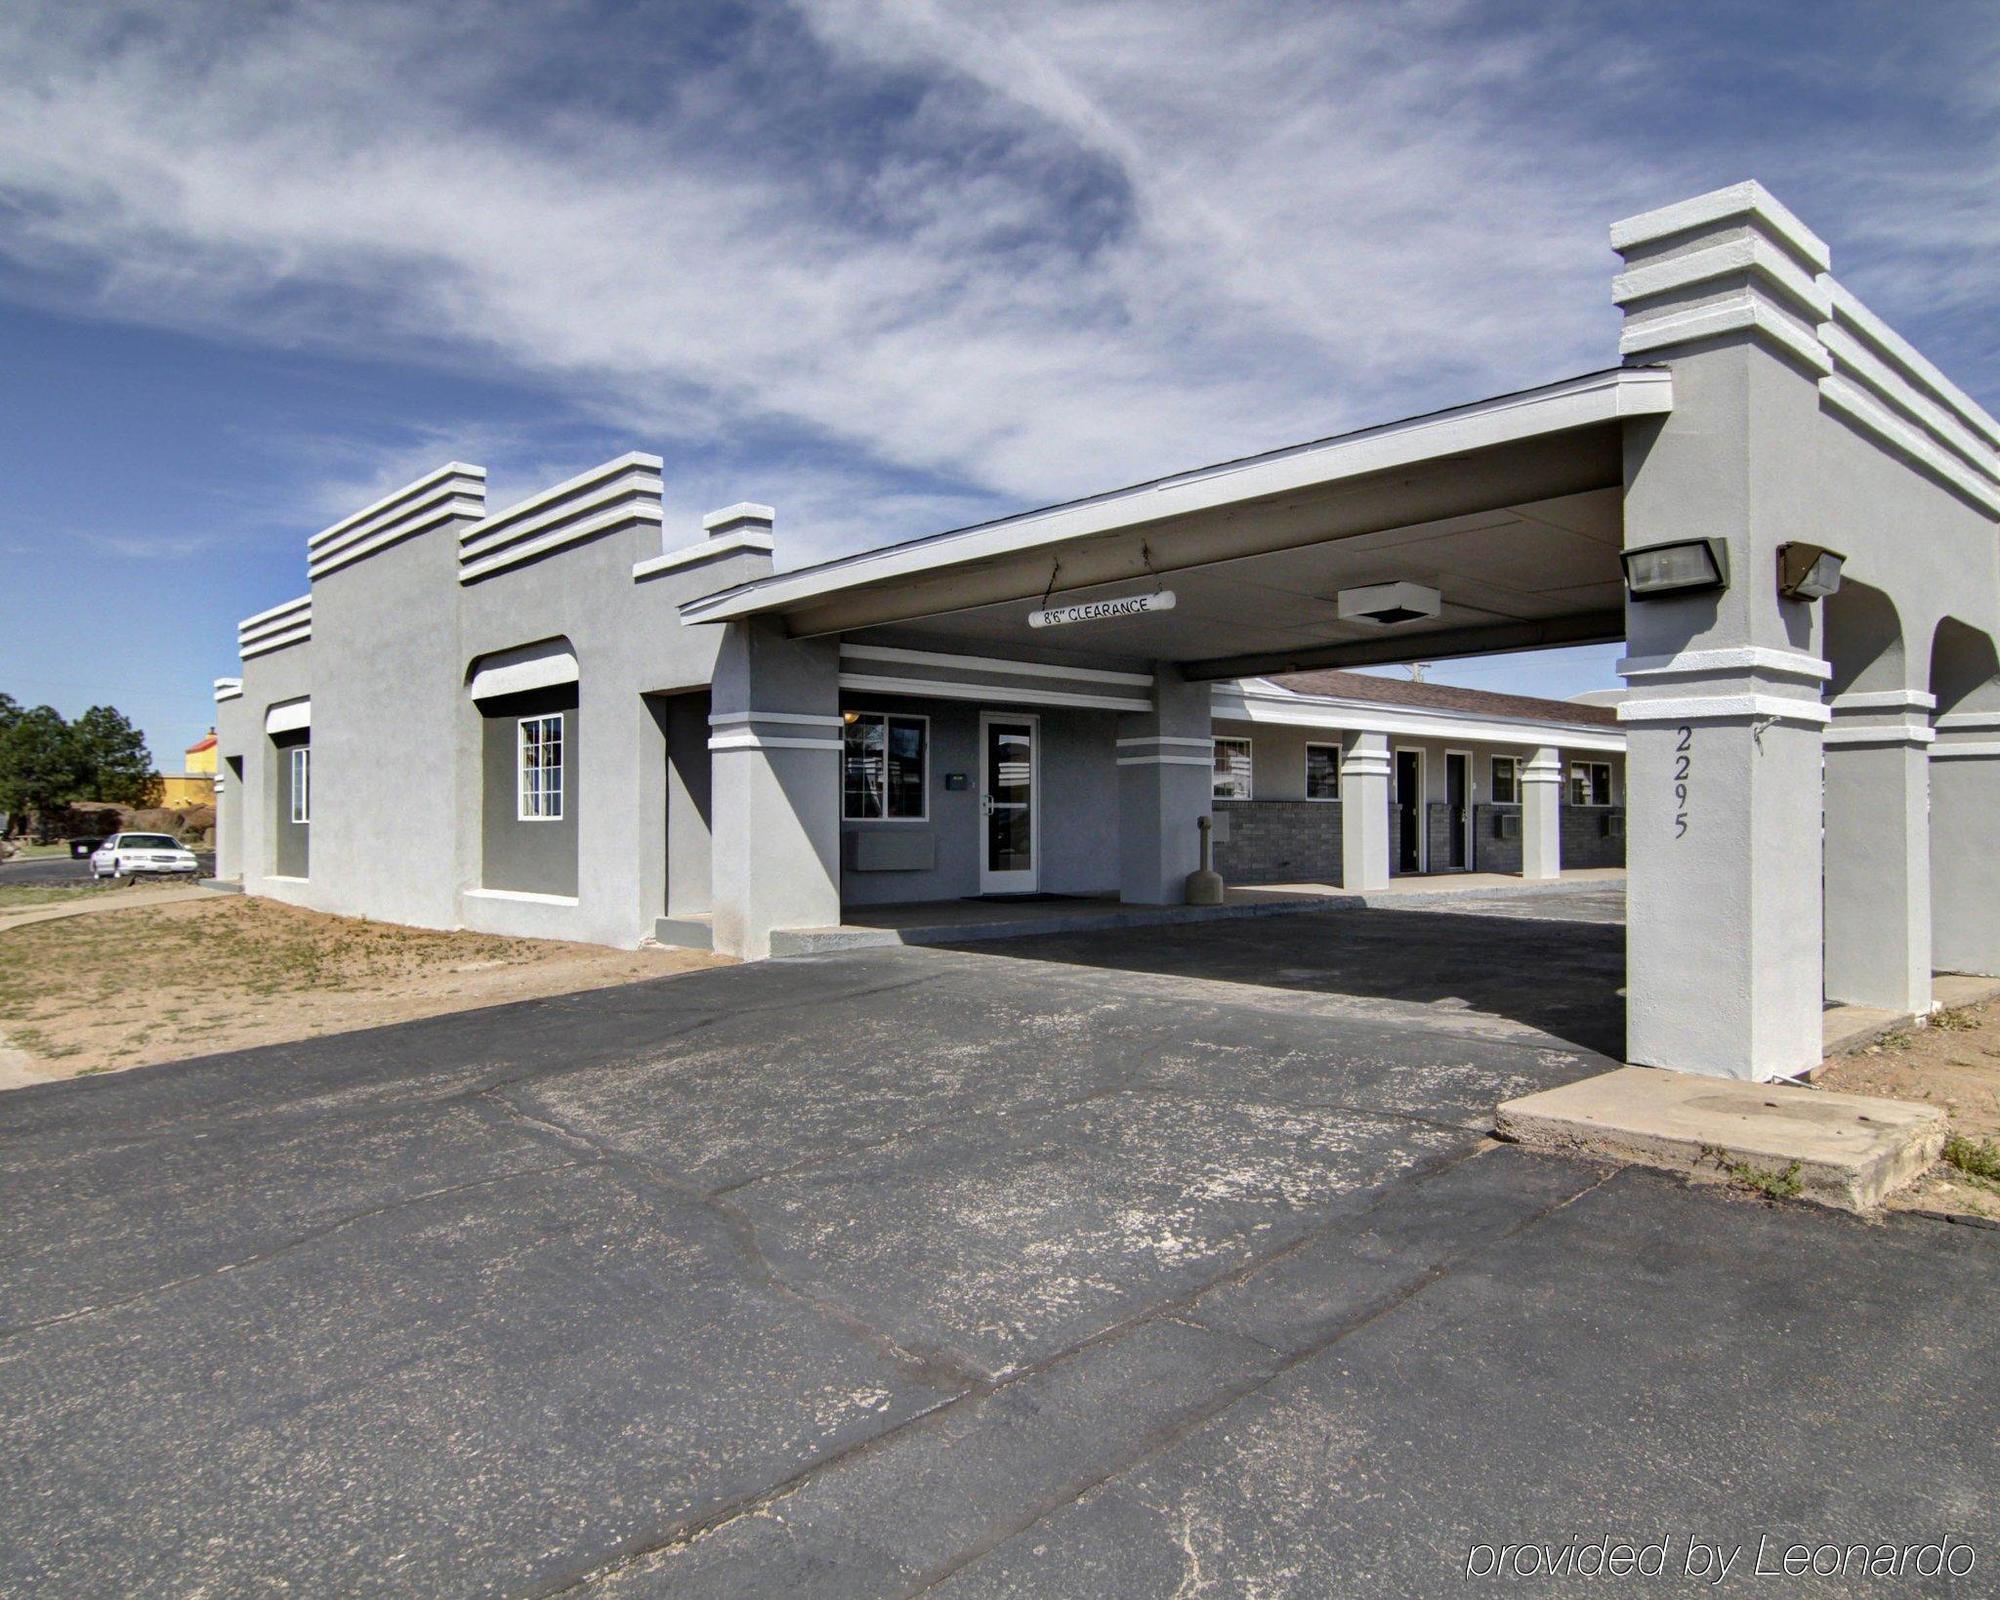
[980,714,1038,894]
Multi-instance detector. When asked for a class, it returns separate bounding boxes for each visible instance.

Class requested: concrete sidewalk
[0,883,221,936]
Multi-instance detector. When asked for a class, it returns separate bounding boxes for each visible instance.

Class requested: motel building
[213,183,2000,1085]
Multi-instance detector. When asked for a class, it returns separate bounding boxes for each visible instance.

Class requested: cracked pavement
[3,895,1997,1597]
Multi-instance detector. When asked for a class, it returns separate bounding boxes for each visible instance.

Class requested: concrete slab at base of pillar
[1495,1067,1946,1213]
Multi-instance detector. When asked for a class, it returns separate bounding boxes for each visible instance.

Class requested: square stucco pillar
[708,618,841,960]
[1338,731,1391,891]
[1620,661,1829,1081]
[1614,181,1842,1080]
[1823,693,1934,1014]
[1930,713,2000,977]
[1520,745,1562,880]
[1117,664,1212,904]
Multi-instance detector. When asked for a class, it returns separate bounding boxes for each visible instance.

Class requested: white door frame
[979,710,1040,894]
[1393,745,1426,874]
[1445,748,1474,872]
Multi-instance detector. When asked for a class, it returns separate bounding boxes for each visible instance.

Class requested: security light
[1620,538,1729,600]
[1776,542,1845,602]
[1336,581,1442,627]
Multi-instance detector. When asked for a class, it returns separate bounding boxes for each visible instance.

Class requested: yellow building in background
[158,732,218,810]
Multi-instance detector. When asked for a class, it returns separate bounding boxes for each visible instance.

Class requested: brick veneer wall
[1216,799,1621,881]
[1472,804,1524,873]
[1212,799,1342,885]
[1471,804,1625,871]
[1560,805,1626,869]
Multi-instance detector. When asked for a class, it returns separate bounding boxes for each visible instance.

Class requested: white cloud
[0,0,1992,569]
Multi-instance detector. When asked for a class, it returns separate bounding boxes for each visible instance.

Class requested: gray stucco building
[217,182,2000,1082]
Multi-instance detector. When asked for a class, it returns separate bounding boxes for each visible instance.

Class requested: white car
[90,832,199,880]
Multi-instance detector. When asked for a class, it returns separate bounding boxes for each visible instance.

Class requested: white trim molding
[707,730,843,753]
[841,644,1155,688]
[468,641,579,701]
[680,367,1673,628]
[1829,689,1937,712]
[239,594,312,659]
[464,887,580,908]
[461,453,665,584]
[310,463,487,580]
[264,698,312,735]
[708,711,844,729]
[835,672,1152,714]
[1823,725,1936,747]
[1618,694,1831,727]
[1931,741,2000,761]
[1617,647,1831,684]
[214,677,244,702]
[633,529,775,581]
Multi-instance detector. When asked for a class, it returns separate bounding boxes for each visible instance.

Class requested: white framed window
[1568,760,1613,807]
[1304,743,1340,801]
[289,746,311,824]
[1490,755,1519,805]
[1213,737,1253,800]
[843,712,928,820]
[518,713,565,820]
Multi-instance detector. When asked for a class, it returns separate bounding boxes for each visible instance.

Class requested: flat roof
[680,367,1670,633]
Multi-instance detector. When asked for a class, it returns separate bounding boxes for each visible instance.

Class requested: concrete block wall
[1212,799,1342,884]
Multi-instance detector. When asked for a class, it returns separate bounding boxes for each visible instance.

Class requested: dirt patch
[0,895,728,1083]
[1819,999,2000,1221]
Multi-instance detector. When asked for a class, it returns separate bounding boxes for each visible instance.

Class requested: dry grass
[0,895,728,1083]
[0,880,132,911]
[1819,998,2000,1220]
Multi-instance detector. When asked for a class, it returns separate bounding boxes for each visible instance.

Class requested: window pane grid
[1305,744,1339,801]
[519,714,564,820]
[842,713,927,820]
[290,747,311,824]
[1212,738,1252,800]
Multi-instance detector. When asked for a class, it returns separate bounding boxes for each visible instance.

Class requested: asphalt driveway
[3,895,1995,1597]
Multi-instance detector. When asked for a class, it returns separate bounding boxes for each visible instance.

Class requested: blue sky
[2,0,1996,770]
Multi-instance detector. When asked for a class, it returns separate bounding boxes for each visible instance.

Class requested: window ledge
[465,887,580,907]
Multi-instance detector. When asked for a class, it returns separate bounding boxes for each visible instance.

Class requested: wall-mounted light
[1620,538,1729,600]
[1776,542,1845,601]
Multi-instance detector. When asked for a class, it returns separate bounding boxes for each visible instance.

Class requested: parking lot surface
[4,892,1994,1597]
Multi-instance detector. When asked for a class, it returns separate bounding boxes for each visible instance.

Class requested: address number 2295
[1673,725,1691,838]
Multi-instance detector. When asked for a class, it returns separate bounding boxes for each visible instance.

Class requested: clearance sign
[1028,591,1177,629]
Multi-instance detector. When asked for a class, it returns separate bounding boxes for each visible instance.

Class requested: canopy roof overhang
[680,367,1670,681]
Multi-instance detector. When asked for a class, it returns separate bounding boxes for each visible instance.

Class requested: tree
[0,705,85,824]
[70,704,159,806]
[0,692,19,733]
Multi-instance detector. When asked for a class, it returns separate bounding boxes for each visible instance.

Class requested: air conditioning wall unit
[1336,581,1443,627]
[1495,811,1521,841]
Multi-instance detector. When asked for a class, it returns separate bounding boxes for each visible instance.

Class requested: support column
[708,618,841,960]
[1931,711,2000,977]
[1520,745,1562,880]
[1621,657,1830,1080]
[1117,664,1211,904]
[1338,731,1390,891]
[1823,692,1933,1013]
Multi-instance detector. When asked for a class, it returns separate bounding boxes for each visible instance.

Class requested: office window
[1305,743,1340,800]
[1213,737,1253,800]
[519,713,565,820]
[1568,761,1613,806]
[843,712,927,819]
[1490,755,1519,805]
[289,747,311,824]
